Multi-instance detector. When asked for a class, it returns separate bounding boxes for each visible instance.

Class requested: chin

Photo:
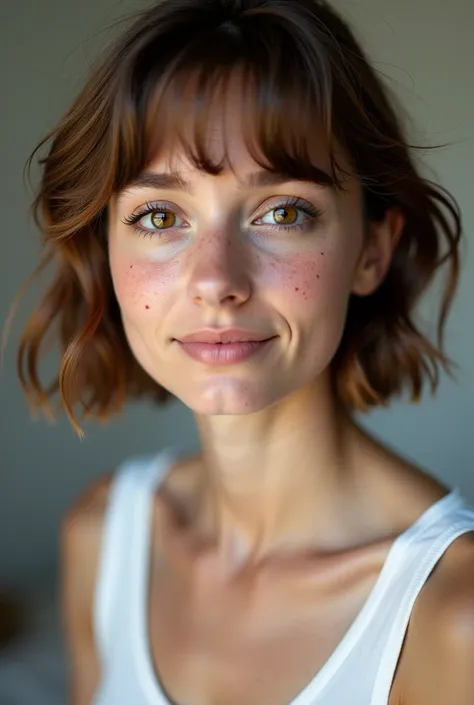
[169,377,283,417]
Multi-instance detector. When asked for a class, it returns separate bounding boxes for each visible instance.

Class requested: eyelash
[121,202,186,238]
[121,197,323,238]
[253,196,323,232]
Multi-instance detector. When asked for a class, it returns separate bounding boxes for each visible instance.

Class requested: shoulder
[61,473,114,551]
[397,532,474,705]
[59,475,116,702]
[60,473,115,613]
[59,473,115,688]
[61,448,181,553]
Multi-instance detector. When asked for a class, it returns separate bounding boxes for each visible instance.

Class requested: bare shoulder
[60,473,115,705]
[60,472,116,614]
[62,472,114,520]
[61,473,114,556]
[396,532,474,705]
[60,471,117,612]
[411,532,474,643]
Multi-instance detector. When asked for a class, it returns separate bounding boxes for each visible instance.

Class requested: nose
[186,230,251,310]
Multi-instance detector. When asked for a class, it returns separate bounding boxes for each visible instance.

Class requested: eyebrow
[117,167,336,202]
[117,172,190,202]
[245,168,335,190]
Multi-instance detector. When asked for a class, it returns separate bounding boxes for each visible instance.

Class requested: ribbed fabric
[92,450,474,705]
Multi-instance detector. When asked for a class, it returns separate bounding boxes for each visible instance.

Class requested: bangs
[114,6,352,191]
[22,0,463,428]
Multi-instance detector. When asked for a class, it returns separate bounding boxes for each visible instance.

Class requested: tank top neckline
[130,449,462,705]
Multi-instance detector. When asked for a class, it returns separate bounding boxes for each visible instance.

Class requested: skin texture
[107,88,406,566]
[61,87,474,705]
[109,135,394,421]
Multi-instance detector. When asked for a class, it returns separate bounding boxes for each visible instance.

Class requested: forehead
[145,72,354,182]
[150,139,333,184]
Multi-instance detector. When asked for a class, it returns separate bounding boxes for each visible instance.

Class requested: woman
[17,0,474,703]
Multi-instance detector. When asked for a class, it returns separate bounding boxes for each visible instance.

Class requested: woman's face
[108,102,394,416]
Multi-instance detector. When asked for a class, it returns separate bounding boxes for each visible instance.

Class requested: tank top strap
[370,491,474,705]
[93,448,179,669]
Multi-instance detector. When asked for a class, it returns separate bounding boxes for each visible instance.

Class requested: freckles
[123,268,143,299]
[284,251,330,303]
[263,251,327,302]
[293,287,308,300]
[122,256,178,298]
[116,262,156,312]
[294,263,322,295]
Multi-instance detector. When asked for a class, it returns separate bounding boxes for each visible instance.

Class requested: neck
[192,376,369,569]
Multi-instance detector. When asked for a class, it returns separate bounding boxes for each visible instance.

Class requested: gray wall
[1,0,473,591]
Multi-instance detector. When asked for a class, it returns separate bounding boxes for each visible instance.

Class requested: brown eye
[272,206,298,225]
[151,210,176,229]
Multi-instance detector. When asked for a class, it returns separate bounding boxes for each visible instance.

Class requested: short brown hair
[16,0,462,433]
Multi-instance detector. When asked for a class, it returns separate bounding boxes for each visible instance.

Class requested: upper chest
[144,524,403,705]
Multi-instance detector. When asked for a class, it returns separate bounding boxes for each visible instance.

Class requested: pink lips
[175,329,275,365]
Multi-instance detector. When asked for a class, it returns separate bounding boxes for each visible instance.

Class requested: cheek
[109,249,177,316]
[267,246,360,373]
[269,249,353,310]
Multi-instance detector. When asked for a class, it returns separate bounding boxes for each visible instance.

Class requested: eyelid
[251,196,323,223]
[121,200,191,230]
[125,200,186,218]
[121,196,323,238]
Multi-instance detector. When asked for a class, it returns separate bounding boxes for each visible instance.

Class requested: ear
[351,207,405,297]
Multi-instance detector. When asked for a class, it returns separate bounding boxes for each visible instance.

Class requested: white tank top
[92,449,474,705]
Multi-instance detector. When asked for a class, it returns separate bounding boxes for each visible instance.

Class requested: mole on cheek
[145,305,150,310]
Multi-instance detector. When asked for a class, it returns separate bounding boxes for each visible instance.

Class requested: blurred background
[1,0,473,702]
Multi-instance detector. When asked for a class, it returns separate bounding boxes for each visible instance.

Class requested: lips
[176,329,273,344]
[174,329,276,365]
